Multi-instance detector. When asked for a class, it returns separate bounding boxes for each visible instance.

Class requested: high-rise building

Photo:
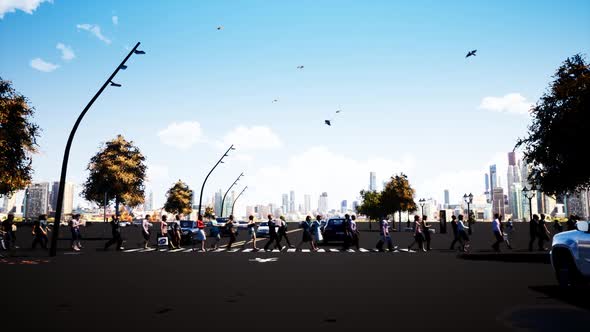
[2,194,17,213]
[369,172,377,191]
[214,190,223,216]
[282,193,289,213]
[144,191,154,212]
[223,191,234,217]
[485,173,490,192]
[289,190,295,213]
[49,181,75,214]
[340,200,347,213]
[489,165,498,189]
[444,189,450,207]
[318,192,328,214]
[352,201,359,213]
[508,151,516,166]
[511,183,524,220]
[304,194,311,213]
[25,182,50,219]
[492,187,504,215]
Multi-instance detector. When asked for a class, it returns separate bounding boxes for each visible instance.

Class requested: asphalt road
[2,221,588,332]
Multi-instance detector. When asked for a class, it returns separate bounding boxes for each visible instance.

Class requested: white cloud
[56,43,75,61]
[0,0,51,19]
[479,93,533,115]
[112,15,118,25]
[223,126,282,150]
[246,146,416,210]
[234,154,254,162]
[30,58,59,72]
[76,23,111,44]
[147,164,170,183]
[158,121,203,149]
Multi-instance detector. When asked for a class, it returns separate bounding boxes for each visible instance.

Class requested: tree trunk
[115,196,120,217]
[399,211,402,232]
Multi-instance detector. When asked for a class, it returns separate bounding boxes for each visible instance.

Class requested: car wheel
[554,252,584,288]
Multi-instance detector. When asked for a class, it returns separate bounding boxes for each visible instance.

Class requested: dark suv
[322,218,347,244]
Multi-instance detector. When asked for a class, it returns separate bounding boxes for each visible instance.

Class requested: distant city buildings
[25,182,50,219]
[289,190,295,213]
[340,200,347,213]
[444,189,450,208]
[318,192,328,214]
[49,181,74,214]
[369,172,376,191]
[304,194,311,214]
[282,193,289,213]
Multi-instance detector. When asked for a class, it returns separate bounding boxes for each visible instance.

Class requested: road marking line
[214,248,226,252]
[347,249,355,253]
[329,249,340,252]
[301,249,310,252]
[287,248,296,252]
[316,249,326,252]
[359,248,369,252]
[123,248,142,253]
[242,248,254,253]
[228,249,240,252]
[169,248,184,253]
[140,248,156,252]
[272,249,281,252]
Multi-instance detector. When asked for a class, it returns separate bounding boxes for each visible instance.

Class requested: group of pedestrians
[407,215,435,252]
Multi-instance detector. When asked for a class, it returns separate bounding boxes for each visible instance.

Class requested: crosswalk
[121,246,415,254]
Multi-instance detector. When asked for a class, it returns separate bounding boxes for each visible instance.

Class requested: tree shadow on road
[529,285,590,311]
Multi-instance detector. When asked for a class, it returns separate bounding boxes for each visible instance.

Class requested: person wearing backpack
[32,215,49,249]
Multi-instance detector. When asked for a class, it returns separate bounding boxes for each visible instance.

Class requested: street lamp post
[220,172,244,217]
[463,193,473,235]
[419,198,426,218]
[49,42,145,257]
[231,186,248,216]
[522,186,536,222]
[197,145,235,217]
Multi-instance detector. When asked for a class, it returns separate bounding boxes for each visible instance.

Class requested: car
[256,221,279,238]
[132,219,143,227]
[550,220,590,287]
[322,218,347,244]
[180,220,198,244]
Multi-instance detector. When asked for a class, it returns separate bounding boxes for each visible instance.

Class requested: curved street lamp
[522,186,536,222]
[197,145,235,217]
[49,42,145,257]
[418,198,426,218]
[220,172,244,217]
[231,186,248,216]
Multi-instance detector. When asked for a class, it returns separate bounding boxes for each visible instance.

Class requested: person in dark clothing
[449,215,461,250]
[263,214,282,251]
[528,214,540,251]
[538,214,550,251]
[225,215,238,250]
[2,214,15,250]
[552,219,563,234]
[296,216,317,251]
[32,215,49,249]
[277,216,294,248]
[342,214,353,250]
[566,215,577,231]
[104,215,124,251]
[422,215,432,251]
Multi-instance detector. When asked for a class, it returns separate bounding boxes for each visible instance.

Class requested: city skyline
[1,1,589,214]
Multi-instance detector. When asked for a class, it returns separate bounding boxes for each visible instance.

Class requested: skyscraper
[485,173,490,192]
[25,182,50,219]
[2,194,17,213]
[282,193,289,213]
[145,191,154,212]
[214,190,223,216]
[352,201,359,213]
[340,200,347,213]
[492,187,504,215]
[508,151,516,166]
[289,190,295,213]
[318,192,328,214]
[304,194,311,213]
[49,181,75,214]
[444,189,450,207]
[369,172,377,191]
[489,165,497,189]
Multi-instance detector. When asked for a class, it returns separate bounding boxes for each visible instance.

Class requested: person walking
[538,214,550,251]
[449,215,461,250]
[171,215,182,249]
[263,214,282,251]
[457,214,470,252]
[408,215,425,252]
[566,215,577,231]
[376,218,393,252]
[142,214,152,249]
[277,216,294,248]
[243,215,259,251]
[296,216,317,251]
[159,215,171,249]
[195,215,207,251]
[528,214,540,251]
[209,216,221,250]
[104,215,124,251]
[32,215,49,249]
[504,218,514,250]
[311,215,323,247]
[491,213,505,252]
[350,215,360,250]
[1,214,15,250]
[552,218,563,234]
[225,215,238,250]
[422,215,432,251]
[70,214,83,251]
[342,214,353,250]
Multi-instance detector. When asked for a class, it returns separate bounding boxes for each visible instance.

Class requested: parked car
[180,220,198,244]
[322,218,347,244]
[551,220,590,287]
[256,221,279,238]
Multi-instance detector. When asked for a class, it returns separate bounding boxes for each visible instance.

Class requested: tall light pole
[463,193,473,235]
[220,172,244,217]
[49,42,145,257]
[522,186,535,222]
[197,145,235,217]
[231,186,248,216]
[419,198,426,218]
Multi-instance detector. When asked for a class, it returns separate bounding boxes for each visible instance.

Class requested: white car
[550,220,590,287]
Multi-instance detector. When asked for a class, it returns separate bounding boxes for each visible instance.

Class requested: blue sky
[1,0,589,213]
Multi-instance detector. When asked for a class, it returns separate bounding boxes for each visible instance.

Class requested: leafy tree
[0,78,41,197]
[164,180,193,215]
[382,173,417,226]
[203,206,215,220]
[82,135,147,213]
[357,189,385,221]
[516,54,590,195]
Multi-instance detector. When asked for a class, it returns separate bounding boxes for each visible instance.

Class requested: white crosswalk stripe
[123,248,142,253]
[119,246,415,254]
[329,249,340,252]
[316,249,326,252]
[359,248,369,252]
[228,249,240,253]
[287,248,296,253]
[301,249,310,252]
[242,249,254,253]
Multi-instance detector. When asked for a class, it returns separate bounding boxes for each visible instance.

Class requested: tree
[164,180,193,216]
[382,173,417,229]
[516,54,590,195]
[203,206,215,220]
[357,189,386,222]
[82,135,147,214]
[0,78,41,197]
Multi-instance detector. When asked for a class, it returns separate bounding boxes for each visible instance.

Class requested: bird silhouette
[324,120,331,126]
[465,50,477,58]
[272,99,278,103]
[297,65,304,69]
[217,26,223,30]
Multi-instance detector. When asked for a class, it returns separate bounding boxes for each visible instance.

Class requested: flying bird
[249,257,279,263]
[272,99,278,103]
[324,120,331,126]
[217,26,223,30]
[465,50,477,58]
[297,65,304,69]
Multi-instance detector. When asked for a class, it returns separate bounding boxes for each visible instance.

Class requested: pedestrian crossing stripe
[170,248,184,253]
[359,248,369,252]
[347,249,355,253]
[242,249,254,252]
[123,248,142,253]
[119,247,413,254]
[287,248,296,252]
[214,248,226,252]
[301,249,310,252]
[228,249,240,252]
[329,249,340,252]
[316,249,326,252]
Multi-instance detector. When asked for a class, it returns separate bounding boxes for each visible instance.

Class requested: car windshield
[180,221,193,228]
[328,219,344,225]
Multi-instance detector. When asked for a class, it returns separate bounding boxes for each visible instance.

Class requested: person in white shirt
[142,215,152,249]
[457,214,470,252]
[70,214,84,251]
[491,214,505,252]
[350,215,360,250]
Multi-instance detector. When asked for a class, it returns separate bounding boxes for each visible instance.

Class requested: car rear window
[328,219,344,225]
[180,221,193,228]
